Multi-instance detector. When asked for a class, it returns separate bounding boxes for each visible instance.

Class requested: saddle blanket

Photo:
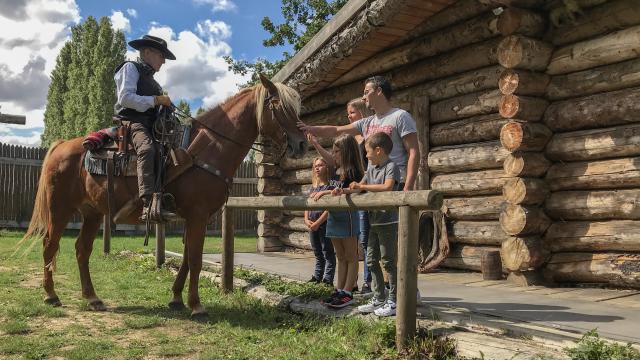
[84,151,137,177]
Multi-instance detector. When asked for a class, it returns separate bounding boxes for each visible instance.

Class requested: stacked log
[542,0,640,288]
[255,144,284,252]
[493,13,552,285]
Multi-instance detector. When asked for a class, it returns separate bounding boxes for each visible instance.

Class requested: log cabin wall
[542,0,640,288]
[262,0,640,289]
[272,0,549,266]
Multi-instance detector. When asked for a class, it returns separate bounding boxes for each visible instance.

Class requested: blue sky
[0,0,293,146]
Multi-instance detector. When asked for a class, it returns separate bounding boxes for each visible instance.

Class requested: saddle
[83,116,194,225]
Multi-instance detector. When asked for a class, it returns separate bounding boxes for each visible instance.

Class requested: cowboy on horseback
[114,34,178,222]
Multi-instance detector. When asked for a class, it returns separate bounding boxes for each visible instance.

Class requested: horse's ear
[259,73,278,96]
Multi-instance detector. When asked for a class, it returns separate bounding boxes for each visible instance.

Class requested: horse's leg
[169,231,189,310]
[42,210,74,306]
[75,210,105,311]
[184,218,208,318]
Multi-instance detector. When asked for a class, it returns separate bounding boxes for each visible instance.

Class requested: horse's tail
[21,140,64,244]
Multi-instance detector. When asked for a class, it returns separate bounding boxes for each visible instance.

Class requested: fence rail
[0,142,258,234]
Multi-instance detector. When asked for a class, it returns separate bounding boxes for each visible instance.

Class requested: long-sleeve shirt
[114,62,156,113]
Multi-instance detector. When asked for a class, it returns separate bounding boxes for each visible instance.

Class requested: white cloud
[0,0,79,145]
[138,21,248,108]
[193,0,236,13]
[126,8,137,18]
[110,10,130,33]
[196,19,231,40]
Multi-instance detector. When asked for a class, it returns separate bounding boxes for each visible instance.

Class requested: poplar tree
[42,16,126,145]
[41,43,72,146]
[63,16,98,137]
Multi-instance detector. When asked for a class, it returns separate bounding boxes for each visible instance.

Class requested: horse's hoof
[190,311,209,321]
[44,297,62,307]
[89,300,107,311]
[168,301,186,311]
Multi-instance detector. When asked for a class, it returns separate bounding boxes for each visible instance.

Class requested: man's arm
[402,132,419,191]
[297,122,360,138]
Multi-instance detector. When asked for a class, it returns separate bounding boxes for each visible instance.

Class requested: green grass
[0,229,467,359]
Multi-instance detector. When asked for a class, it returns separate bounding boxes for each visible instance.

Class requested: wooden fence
[0,143,258,234]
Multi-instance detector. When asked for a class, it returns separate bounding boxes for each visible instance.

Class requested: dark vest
[114,60,163,128]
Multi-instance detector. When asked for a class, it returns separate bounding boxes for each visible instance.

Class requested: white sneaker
[374,300,397,317]
[357,298,385,314]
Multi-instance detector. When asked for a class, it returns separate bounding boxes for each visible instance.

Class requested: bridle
[171,91,291,165]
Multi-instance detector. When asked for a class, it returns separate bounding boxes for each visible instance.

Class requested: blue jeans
[309,223,336,283]
[359,210,372,285]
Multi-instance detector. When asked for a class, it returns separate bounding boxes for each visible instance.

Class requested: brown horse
[23,75,306,317]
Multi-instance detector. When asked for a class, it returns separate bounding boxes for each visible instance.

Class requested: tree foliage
[42,16,126,146]
[224,0,347,86]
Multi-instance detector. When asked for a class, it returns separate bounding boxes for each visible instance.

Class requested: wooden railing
[220,190,443,350]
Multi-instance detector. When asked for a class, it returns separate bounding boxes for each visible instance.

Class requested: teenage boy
[336,132,400,317]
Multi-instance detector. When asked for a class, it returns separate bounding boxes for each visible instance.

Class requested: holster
[117,123,130,154]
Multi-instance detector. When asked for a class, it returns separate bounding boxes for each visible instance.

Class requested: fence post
[103,216,111,255]
[396,205,419,350]
[221,206,234,292]
[156,224,165,267]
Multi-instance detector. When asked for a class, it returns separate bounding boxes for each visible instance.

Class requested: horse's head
[256,74,307,159]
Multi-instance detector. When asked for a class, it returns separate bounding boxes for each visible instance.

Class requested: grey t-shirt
[353,108,417,182]
[362,159,400,226]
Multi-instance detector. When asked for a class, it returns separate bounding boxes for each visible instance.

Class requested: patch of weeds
[0,319,31,334]
[156,342,191,357]
[234,267,332,300]
[565,330,640,360]
[123,315,163,329]
[62,340,116,360]
[402,328,459,360]
[5,302,65,319]
[125,340,148,359]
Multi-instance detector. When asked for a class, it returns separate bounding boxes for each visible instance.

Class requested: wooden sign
[0,113,26,125]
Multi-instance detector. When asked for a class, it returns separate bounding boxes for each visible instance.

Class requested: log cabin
[256,0,640,289]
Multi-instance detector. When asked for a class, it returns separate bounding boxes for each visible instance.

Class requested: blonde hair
[347,98,372,119]
[255,82,301,132]
[333,134,364,182]
[311,157,331,187]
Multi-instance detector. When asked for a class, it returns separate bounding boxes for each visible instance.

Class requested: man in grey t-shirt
[298,76,419,191]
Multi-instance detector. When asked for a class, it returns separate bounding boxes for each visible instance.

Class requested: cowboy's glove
[154,95,172,107]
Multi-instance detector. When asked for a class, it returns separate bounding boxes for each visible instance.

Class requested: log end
[501,236,548,271]
[499,94,520,118]
[500,121,524,152]
[499,69,519,95]
[497,35,523,69]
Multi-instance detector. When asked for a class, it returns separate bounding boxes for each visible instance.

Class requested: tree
[224,0,347,85]
[41,16,126,145]
[175,100,192,122]
[42,43,72,145]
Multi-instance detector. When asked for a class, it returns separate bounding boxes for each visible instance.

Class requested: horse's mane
[196,82,301,133]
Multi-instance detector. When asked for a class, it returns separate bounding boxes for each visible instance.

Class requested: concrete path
[200,251,640,345]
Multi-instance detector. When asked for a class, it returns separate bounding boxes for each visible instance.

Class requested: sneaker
[321,290,341,305]
[374,300,397,317]
[357,297,385,314]
[361,283,372,294]
[321,278,333,287]
[307,276,320,283]
[327,292,354,308]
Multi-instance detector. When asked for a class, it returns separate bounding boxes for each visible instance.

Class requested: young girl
[315,99,375,294]
[310,134,364,308]
[304,157,336,286]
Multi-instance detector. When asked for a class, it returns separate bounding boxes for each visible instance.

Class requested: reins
[170,92,288,165]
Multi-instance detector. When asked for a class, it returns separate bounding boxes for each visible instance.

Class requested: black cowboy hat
[128,35,176,60]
